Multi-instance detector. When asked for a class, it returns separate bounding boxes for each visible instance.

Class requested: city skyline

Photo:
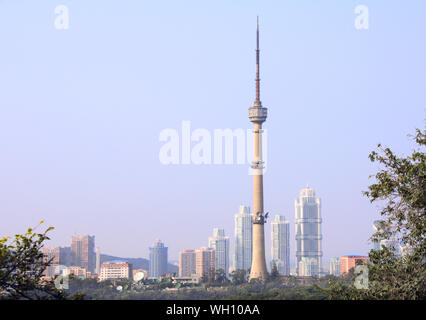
[1,1,424,266]
[40,194,360,276]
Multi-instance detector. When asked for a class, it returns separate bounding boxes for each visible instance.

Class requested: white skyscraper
[372,220,382,251]
[329,257,340,276]
[233,205,253,273]
[95,247,101,275]
[298,257,318,277]
[208,228,230,278]
[271,215,290,275]
[295,186,323,276]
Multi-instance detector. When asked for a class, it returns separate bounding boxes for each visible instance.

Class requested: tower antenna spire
[256,16,260,102]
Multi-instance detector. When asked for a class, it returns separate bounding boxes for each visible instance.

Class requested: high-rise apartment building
[295,186,322,276]
[149,240,168,279]
[372,220,382,251]
[208,228,230,277]
[195,247,215,280]
[329,257,340,276]
[271,215,290,276]
[71,235,96,273]
[95,247,101,275]
[179,250,197,277]
[99,261,133,282]
[340,255,368,275]
[42,246,71,277]
[233,205,253,273]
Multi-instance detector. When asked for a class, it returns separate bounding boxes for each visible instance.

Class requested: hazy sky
[0,1,424,267]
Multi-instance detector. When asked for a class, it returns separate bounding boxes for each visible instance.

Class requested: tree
[269,261,280,281]
[361,128,426,299]
[0,222,65,300]
[214,269,228,284]
[230,269,247,285]
[325,128,426,300]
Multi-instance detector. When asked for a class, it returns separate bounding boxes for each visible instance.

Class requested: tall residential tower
[71,235,95,273]
[208,228,230,278]
[248,18,269,281]
[295,186,323,276]
[233,205,253,272]
[179,250,197,277]
[149,240,168,278]
[271,215,290,275]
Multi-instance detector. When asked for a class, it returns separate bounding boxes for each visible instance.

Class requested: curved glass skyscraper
[149,240,168,279]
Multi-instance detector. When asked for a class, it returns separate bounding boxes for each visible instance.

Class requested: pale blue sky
[0,1,424,267]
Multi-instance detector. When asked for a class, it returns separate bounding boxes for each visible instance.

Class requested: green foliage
[365,128,425,252]
[269,261,280,281]
[230,269,247,285]
[61,276,328,300]
[0,222,65,300]
[325,128,426,300]
[212,269,229,285]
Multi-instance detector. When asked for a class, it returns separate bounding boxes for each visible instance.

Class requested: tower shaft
[249,122,268,281]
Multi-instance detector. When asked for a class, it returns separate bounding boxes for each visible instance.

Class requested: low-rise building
[63,266,87,279]
[340,255,368,275]
[99,261,133,282]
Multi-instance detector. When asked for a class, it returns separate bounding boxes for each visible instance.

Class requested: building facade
[71,235,96,273]
[329,257,340,276]
[340,255,368,275]
[149,240,168,279]
[98,261,133,282]
[298,257,318,277]
[63,266,87,279]
[208,228,230,278]
[233,205,253,273]
[295,186,322,276]
[42,246,71,277]
[195,247,215,280]
[95,247,101,275]
[271,215,290,276]
[179,249,197,277]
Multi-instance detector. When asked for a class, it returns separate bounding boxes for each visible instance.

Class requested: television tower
[248,17,269,282]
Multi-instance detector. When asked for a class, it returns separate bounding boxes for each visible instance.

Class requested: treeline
[65,275,334,300]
